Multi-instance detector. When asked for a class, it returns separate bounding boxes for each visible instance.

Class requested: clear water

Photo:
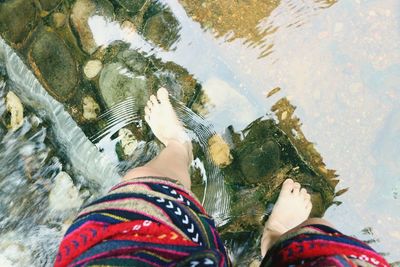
[0,0,399,265]
[165,0,400,262]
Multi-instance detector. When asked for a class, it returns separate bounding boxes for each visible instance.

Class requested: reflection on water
[0,0,399,265]
[173,0,399,262]
[179,0,337,57]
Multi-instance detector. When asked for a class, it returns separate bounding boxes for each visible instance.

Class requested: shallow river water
[140,0,400,262]
[0,0,399,265]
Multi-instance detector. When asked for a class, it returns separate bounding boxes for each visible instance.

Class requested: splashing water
[0,37,121,266]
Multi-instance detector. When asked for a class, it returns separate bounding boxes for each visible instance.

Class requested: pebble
[49,172,83,211]
[82,96,100,120]
[281,111,288,120]
[5,91,24,131]
[53,13,66,28]
[119,128,138,156]
[208,134,233,168]
[83,59,103,79]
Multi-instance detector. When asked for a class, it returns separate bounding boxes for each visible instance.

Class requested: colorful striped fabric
[54,177,231,267]
[260,224,390,267]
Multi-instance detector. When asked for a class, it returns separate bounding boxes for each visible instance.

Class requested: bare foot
[144,88,192,158]
[261,179,312,257]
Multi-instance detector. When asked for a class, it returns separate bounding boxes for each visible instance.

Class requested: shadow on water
[0,0,399,265]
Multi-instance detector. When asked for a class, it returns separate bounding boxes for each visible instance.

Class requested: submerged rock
[115,0,147,14]
[0,0,38,46]
[143,4,180,50]
[218,114,337,265]
[237,139,281,184]
[52,12,67,29]
[49,172,83,211]
[99,62,148,108]
[5,91,24,131]
[208,134,232,168]
[98,43,199,110]
[28,29,77,101]
[39,0,62,12]
[83,59,103,79]
[82,96,100,120]
[70,0,114,54]
[119,128,138,156]
[154,61,198,105]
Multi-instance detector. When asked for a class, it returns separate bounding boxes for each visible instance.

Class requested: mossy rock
[114,0,146,14]
[219,116,337,258]
[142,2,180,50]
[70,0,114,54]
[28,28,78,101]
[0,0,39,46]
[98,43,200,109]
[39,0,62,12]
[99,62,149,108]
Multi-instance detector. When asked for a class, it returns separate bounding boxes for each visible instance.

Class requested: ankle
[261,229,282,257]
[165,140,193,165]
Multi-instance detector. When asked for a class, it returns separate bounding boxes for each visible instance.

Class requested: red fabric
[276,239,390,267]
[55,220,197,267]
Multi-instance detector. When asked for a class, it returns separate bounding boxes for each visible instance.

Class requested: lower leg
[124,140,192,189]
[123,87,193,190]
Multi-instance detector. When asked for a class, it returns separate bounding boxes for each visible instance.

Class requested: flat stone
[99,62,148,107]
[0,0,38,45]
[82,96,100,120]
[49,172,83,211]
[70,0,114,54]
[208,134,232,167]
[29,29,77,101]
[5,91,24,131]
[143,7,180,50]
[83,59,102,79]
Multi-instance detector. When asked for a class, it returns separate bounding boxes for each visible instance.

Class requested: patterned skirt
[54,177,231,267]
[260,224,390,267]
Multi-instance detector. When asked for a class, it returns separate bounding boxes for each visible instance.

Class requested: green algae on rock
[99,62,149,108]
[215,99,338,265]
[28,28,78,101]
[0,0,39,47]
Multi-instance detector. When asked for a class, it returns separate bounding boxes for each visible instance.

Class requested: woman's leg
[123,87,193,190]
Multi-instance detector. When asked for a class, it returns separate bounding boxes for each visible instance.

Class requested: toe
[146,100,153,109]
[306,201,313,212]
[300,188,308,197]
[304,193,311,201]
[292,182,301,194]
[144,106,151,116]
[280,179,294,195]
[157,87,170,102]
[150,95,158,105]
[144,114,150,124]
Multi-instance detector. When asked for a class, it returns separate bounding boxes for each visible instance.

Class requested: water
[163,0,400,262]
[0,0,399,265]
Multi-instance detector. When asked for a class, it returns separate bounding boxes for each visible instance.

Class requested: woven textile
[261,224,390,267]
[54,177,230,267]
